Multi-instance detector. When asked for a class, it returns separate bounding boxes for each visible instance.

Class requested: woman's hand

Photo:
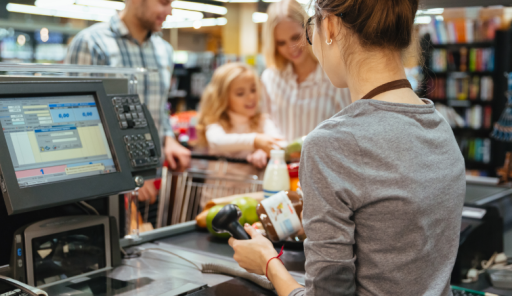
[247,149,268,169]
[254,134,281,155]
[228,224,278,275]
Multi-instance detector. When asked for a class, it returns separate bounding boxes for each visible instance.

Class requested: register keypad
[124,133,159,167]
[112,96,148,129]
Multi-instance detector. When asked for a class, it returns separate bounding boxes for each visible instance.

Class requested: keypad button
[118,114,126,121]
[149,148,156,157]
[131,112,138,119]
[131,97,140,103]
[125,113,132,120]
[112,97,122,105]
[127,120,135,128]
[131,135,138,141]
[119,121,128,129]
[136,105,143,112]
[116,105,124,113]
[124,135,131,143]
[145,133,152,140]
[123,105,131,113]
[121,98,128,104]
[138,112,145,119]
[138,134,144,140]
[129,105,136,111]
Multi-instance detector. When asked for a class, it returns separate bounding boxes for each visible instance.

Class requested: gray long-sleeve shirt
[292,99,465,296]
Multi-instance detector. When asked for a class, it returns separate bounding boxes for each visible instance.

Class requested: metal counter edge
[120,220,197,248]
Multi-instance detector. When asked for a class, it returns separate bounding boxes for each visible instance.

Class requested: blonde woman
[262,0,351,141]
[197,63,282,168]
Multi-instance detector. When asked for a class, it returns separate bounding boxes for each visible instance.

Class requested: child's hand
[254,134,281,155]
[247,149,268,169]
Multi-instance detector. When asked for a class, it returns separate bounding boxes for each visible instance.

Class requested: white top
[261,63,352,142]
[206,111,282,159]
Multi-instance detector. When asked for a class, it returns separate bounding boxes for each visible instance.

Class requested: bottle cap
[270,149,285,158]
[288,163,299,178]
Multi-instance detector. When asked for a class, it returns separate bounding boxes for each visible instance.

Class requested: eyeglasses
[304,13,344,46]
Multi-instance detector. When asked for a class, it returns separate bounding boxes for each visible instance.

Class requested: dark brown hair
[314,0,419,51]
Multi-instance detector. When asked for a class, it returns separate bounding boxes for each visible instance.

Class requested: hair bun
[316,0,419,50]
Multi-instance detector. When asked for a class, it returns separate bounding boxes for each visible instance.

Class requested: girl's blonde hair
[263,0,317,71]
[197,63,262,147]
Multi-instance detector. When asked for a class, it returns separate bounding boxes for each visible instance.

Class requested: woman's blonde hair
[263,0,316,71]
[197,63,263,147]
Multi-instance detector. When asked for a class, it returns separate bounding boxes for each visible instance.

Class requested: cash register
[0,80,176,294]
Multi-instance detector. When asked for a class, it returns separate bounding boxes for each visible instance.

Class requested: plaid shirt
[65,14,174,139]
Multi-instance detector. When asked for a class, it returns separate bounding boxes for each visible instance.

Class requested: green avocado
[231,197,259,225]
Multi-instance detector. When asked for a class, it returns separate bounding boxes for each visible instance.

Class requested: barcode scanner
[212,204,250,240]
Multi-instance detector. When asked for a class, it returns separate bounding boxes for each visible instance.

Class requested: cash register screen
[0,95,116,188]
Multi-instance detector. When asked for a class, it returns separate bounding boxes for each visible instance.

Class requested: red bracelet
[265,245,285,280]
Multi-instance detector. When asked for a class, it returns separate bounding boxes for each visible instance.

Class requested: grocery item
[206,205,246,238]
[196,192,264,228]
[263,150,290,198]
[256,191,303,242]
[288,163,300,191]
[285,136,306,163]
[231,197,259,225]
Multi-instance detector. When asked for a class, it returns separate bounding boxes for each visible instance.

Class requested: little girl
[197,62,282,169]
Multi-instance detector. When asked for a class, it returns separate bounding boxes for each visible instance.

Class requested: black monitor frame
[0,81,152,215]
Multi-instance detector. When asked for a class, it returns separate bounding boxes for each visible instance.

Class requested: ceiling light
[416,8,444,15]
[7,3,113,22]
[166,10,204,21]
[17,35,26,46]
[76,0,125,10]
[40,27,49,42]
[162,17,227,28]
[229,0,258,3]
[34,0,74,8]
[172,1,227,15]
[414,16,432,24]
[193,20,202,29]
[252,12,268,23]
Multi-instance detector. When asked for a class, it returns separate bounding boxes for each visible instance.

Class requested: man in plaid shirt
[65,0,190,202]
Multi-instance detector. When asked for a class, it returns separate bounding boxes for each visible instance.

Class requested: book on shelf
[457,137,491,164]
[427,74,493,101]
[426,17,500,44]
[431,48,494,72]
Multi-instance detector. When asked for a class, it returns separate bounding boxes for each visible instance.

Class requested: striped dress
[261,63,352,142]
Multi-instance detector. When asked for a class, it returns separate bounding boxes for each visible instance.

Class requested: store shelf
[452,128,493,137]
[429,71,493,76]
[465,160,494,171]
[431,42,494,48]
[431,99,493,107]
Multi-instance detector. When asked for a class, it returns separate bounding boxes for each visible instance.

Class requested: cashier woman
[229,0,466,295]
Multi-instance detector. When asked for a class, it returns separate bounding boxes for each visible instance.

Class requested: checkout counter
[0,78,301,296]
[0,77,512,296]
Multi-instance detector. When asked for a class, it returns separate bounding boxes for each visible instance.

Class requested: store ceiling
[420,0,512,8]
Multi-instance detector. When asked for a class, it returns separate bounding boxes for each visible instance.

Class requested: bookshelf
[421,30,512,177]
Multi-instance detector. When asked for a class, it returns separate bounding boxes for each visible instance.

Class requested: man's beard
[136,0,160,33]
